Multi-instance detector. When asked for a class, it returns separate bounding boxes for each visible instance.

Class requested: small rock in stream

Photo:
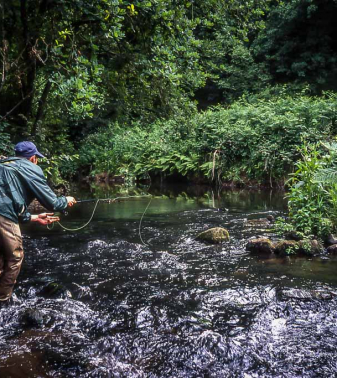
[246,238,275,254]
[21,308,45,327]
[278,288,334,301]
[196,227,230,244]
[245,218,273,227]
[327,244,337,254]
[38,282,72,299]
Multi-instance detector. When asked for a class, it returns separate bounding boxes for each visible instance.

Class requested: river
[1,184,337,377]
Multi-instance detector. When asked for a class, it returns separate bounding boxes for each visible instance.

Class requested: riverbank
[76,92,337,188]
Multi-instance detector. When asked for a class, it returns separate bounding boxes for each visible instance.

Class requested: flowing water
[1,184,337,377]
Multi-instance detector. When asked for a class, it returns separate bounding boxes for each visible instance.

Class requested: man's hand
[66,196,76,207]
[31,213,60,225]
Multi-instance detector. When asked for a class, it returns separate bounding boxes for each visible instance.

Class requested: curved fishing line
[48,199,100,232]
[48,195,152,236]
[138,197,152,247]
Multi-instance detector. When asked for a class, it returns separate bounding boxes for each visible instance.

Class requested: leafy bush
[0,122,13,156]
[79,90,337,185]
[277,142,337,239]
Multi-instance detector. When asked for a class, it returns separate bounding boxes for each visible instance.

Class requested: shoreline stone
[327,244,337,254]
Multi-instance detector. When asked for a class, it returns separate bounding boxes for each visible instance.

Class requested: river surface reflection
[1,184,337,377]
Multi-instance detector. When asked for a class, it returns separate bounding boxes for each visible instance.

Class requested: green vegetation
[80,91,337,184]
[1,0,270,145]
[0,122,11,156]
[2,0,337,200]
[277,142,337,239]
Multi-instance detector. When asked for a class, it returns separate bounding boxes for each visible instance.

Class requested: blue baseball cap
[14,141,45,158]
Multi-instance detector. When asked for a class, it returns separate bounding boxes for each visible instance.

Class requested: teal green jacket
[0,157,67,224]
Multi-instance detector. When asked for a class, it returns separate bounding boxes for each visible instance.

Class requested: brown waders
[0,214,24,301]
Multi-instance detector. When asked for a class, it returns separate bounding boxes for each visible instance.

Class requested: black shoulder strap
[0,157,22,164]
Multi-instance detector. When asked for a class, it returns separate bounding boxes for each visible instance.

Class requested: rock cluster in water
[196,227,230,244]
[246,238,324,256]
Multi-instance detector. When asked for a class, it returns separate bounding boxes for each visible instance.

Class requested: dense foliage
[277,142,337,239]
[0,0,270,144]
[1,0,337,189]
[253,0,337,90]
[79,91,337,184]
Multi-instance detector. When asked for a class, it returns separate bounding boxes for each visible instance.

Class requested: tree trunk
[20,0,36,120]
[31,80,52,136]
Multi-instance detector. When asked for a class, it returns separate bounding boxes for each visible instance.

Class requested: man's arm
[25,164,76,211]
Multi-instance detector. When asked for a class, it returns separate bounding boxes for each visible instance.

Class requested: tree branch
[0,90,34,122]
[31,80,52,135]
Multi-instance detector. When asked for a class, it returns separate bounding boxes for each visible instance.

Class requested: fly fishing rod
[76,195,151,204]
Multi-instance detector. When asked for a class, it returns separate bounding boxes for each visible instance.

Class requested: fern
[314,167,337,184]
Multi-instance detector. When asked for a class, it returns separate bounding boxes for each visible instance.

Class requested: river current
[1,185,337,377]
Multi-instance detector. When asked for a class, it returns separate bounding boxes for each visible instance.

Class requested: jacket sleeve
[27,166,68,212]
[18,211,32,223]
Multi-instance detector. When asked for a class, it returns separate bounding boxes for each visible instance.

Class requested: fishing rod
[76,198,100,203]
[76,195,152,204]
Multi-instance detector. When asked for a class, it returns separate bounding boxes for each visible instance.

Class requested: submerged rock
[38,282,72,299]
[245,218,274,228]
[196,227,230,244]
[278,288,334,301]
[21,308,45,327]
[246,238,275,254]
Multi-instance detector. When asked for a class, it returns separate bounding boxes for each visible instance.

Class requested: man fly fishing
[0,141,76,307]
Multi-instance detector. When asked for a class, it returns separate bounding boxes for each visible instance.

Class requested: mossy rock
[275,239,323,256]
[196,227,230,244]
[246,238,275,254]
[298,239,323,256]
[274,240,300,256]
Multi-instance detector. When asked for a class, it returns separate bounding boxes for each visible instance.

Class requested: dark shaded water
[1,185,337,377]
